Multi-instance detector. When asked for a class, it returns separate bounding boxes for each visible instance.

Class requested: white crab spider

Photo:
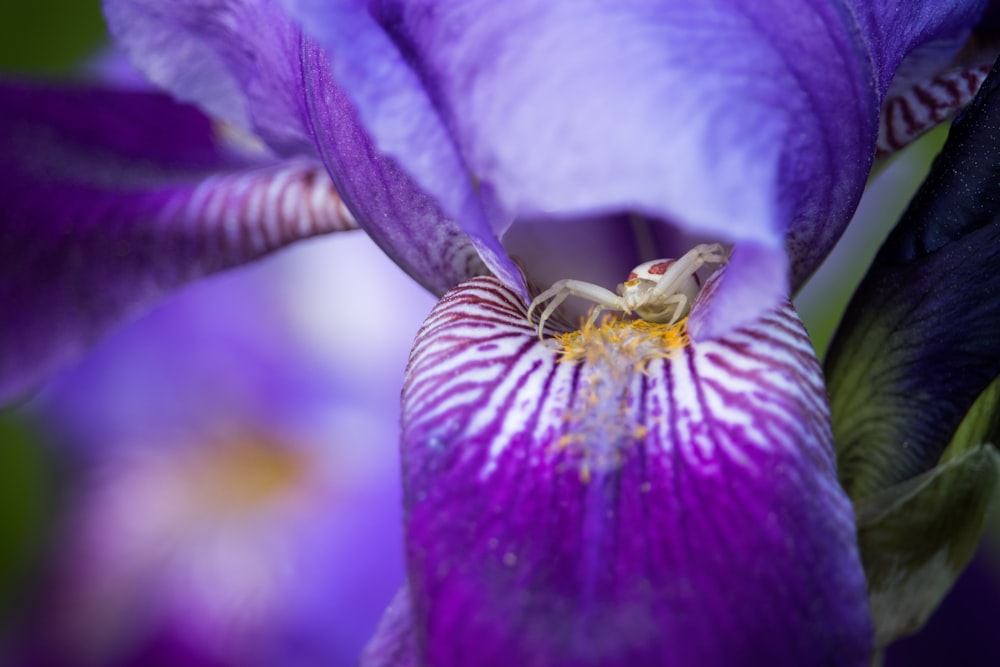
[527,243,728,339]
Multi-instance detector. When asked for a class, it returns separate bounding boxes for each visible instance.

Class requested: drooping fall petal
[0,83,356,403]
[378,272,872,666]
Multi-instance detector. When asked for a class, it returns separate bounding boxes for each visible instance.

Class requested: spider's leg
[562,281,625,308]
[528,279,625,341]
[664,294,688,326]
[649,243,727,299]
[536,290,571,341]
[527,280,571,324]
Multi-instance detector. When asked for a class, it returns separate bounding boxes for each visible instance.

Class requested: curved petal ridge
[400,275,872,666]
[846,0,987,95]
[104,0,316,156]
[299,43,523,297]
[282,0,491,231]
[0,85,357,403]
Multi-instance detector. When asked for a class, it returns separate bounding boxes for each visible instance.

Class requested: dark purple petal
[0,84,357,403]
[104,0,316,157]
[283,0,984,336]
[396,272,872,666]
[884,549,1000,667]
[827,56,1000,497]
[824,58,1000,645]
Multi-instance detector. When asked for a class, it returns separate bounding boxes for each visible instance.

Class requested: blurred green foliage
[0,1,106,73]
[0,0,104,619]
[0,416,56,618]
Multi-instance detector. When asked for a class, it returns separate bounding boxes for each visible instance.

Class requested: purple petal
[299,44,524,297]
[108,0,521,295]
[283,0,983,335]
[0,84,357,403]
[104,0,316,156]
[282,0,504,259]
[12,237,411,666]
[360,587,418,667]
[395,272,872,666]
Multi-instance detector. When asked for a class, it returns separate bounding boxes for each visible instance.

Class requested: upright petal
[299,45,522,297]
[0,84,357,403]
[284,0,984,336]
[393,272,871,666]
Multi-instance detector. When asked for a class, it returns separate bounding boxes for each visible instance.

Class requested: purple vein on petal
[878,63,992,156]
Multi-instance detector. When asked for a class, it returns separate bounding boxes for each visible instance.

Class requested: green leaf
[857,375,1000,647]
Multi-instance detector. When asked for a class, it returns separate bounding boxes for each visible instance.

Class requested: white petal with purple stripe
[878,64,991,156]
[392,273,872,667]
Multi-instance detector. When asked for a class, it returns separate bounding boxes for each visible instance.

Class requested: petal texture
[397,273,871,666]
[107,0,519,294]
[878,64,991,156]
[104,0,316,156]
[0,84,357,403]
[299,44,522,297]
[284,0,984,334]
[360,587,418,667]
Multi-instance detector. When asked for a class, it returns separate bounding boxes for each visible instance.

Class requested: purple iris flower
[3,1,1000,665]
[7,237,429,667]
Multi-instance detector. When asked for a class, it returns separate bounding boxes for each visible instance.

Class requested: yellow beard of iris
[549,312,690,483]
[554,313,690,365]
